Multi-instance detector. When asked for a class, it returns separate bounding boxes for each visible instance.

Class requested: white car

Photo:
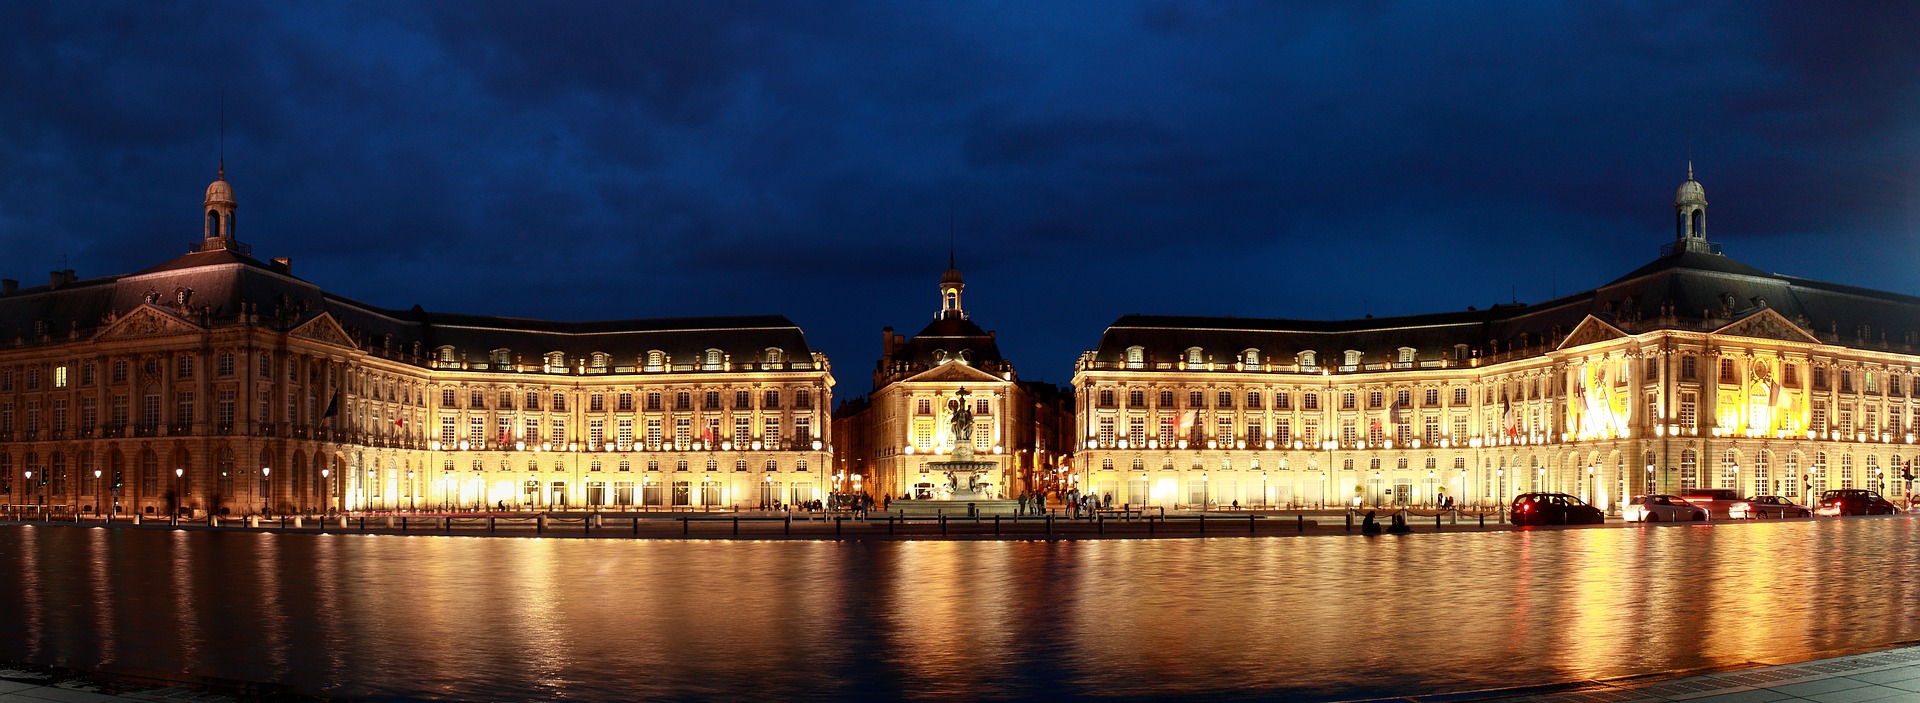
[1624,494,1707,523]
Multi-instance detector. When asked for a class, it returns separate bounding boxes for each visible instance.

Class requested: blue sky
[2,1,1917,393]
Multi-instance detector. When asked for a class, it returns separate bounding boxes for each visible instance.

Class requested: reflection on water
[0,519,1916,701]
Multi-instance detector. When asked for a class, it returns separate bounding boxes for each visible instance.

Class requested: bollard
[1435,512,1441,531]
[1346,511,1354,532]
[401,516,408,531]
[593,514,603,529]
[836,516,842,536]
[1098,515,1104,535]
[785,514,792,535]
[536,514,547,534]
[446,517,452,533]
[1148,515,1155,534]
[733,516,739,536]
[133,514,142,526]
[1045,514,1052,534]
[940,514,947,536]
[248,516,258,528]
[1249,515,1256,533]
[682,516,689,535]
[1479,512,1485,528]
[489,516,497,533]
[994,515,1000,536]
[1298,514,1305,532]
[209,515,219,528]
[1199,514,1206,534]
[584,516,591,536]
[632,516,639,535]
[889,515,895,536]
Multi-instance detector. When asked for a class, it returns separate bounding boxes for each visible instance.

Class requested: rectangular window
[1303,393,1318,410]
[1841,370,1854,393]
[551,419,567,445]
[53,366,67,388]
[175,392,195,425]
[553,393,568,412]
[1342,392,1356,410]
[590,394,605,412]
[617,393,634,412]
[1719,358,1736,383]
[646,420,662,448]
[1158,417,1175,445]
[1189,391,1204,408]
[441,417,456,444]
[1680,392,1697,428]
[617,419,633,448]
[80,397,95,430]
[217,353,234,378]
[1159,391,1175,408]
[1275,418,1291,444]
[1812,403,1829,433]
[1216,418,1234,445]
[1453,388,1468,405]
[646,392,662,411]
[703,391,720,410]
[764,390,781,410]
[1129,391,1145,408]
[674,392,691,411]
[763,417,782,447]
[795,417,813,444]
[1217,391,1233,409]
[469,417,485,442]
[674,418,691,446]
[796,390,813,410]
[1246,392,1261,409]
[1275,392,1290,409]
[1680,356,1697,381]
[216,389,236,425]
[524,417,540,443]
[178,355,194,380]
[976,399,990,415]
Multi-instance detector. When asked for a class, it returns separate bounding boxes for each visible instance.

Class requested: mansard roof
[1090,247,1920,368]
[0,246,818,368]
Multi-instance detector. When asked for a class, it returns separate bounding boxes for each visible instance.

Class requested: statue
[949,388,974,447]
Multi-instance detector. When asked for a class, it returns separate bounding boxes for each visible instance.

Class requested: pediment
[1712,308,1821,345]
[93,305,204,341]
[289,312,357,348]
[1556,315,1629,351]
[902,361,1009,384]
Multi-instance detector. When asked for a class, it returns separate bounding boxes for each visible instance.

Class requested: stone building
[833,262,1072,501]
[1073,169,1920,511]
[0,169,834,516]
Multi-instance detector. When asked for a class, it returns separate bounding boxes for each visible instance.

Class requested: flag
[1388,400,1404,426]
[322,388,340,418]
[1368,416,1382,435]
[1501,393,1518,437]
[393,415,406,429]
[700,426,716,444]
[1177,410,1198,433]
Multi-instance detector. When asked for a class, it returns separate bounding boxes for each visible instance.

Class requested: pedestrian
[1018,494,1028,514]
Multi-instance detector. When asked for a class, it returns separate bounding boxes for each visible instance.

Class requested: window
[1189,391,1204,408]
[1299,351,1316,367]
[1341,392,1356,410]
[764,390,781,409]
[1275,391,1289,409]
[178,355,195,379]
[1424,389,1439,406]
[1719,358,1736,383]
[470,390,485,409]
[1125,346,1145,369]
[1679,392,1697,428]
[703,349,723,371]
[645,351,665,372]
[1243,349,1261,368]
[1185,348,1204,366]
[702,391,720,410]
[976,399,990,415]
[1344,350,1363,366]
[111,360,127,384]
[217,352,235,377]
[1680,449,1698,490]
[796,390,813,409]
[1128,391,1145,408]
[1246,391,1261,409]
[1303,393,1318,410]
[590,394,605,412]
[53,366,67,388]
[1680,356,1697,381]
[1217,391,1232,408]
[1841,370,1854,393]
[675,392,691,411]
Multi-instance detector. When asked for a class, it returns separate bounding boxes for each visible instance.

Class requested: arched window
[705,459,718,472]
[1690,210,1703,238]
[703,349,723,371]
[1242,349,1261,369]
[590,352,611,371]
[1125,346,1145,369]
[1299,351,1316,367]
[1184,347,1204,366]
[544,352,567,371]
[735,460,749,472]
[765,460,779,472]
[491,349,512,367]
[763,348,783,366]
[1344,350,1364,366]
[645,350,666,372]
[207,210,223,238]
[1680,449,1699,490]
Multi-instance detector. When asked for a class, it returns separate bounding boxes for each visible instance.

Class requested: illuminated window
[1242,349,1261,368]
[703,349,723,371]
[1299,351,1316,367]
[1185,348,1204,366]
[1125,346,1145,369]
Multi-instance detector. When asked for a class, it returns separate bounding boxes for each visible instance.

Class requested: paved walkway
[1471,644,1920,702]
[7,646,1920,702]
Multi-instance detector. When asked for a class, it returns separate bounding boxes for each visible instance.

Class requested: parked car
[1509,492,1606,526]
[1623,494,1708,523]
[1679,488,1744,519]
[1729,495,1810,519]
[1813,489,1900,516]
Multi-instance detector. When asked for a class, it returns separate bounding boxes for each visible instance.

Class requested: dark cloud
[1,0,1917,388]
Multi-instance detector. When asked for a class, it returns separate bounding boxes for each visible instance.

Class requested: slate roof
[1090,245,1920,368]
[0,246,818,367]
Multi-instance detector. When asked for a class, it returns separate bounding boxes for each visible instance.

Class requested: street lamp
[22,470,32,518]
[407,470,416,512]
[93,468,103,518]
[1201,472,1209,511]
[261,467,270,516]
[174,467,185,517]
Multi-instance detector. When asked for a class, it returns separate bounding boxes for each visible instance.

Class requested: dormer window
[702,349,723,371]
[1242,349,1261,369]
[645,350,665,372]
[1125,346,1145,369]
[1398,347,1416,364]
[590,352,611,371]
[544,352,566,372]
[1344,350,1363,366]
[436,346,456,365]
[1185,347,1204,366]
[1298,351,1316,368]
[763,348,783,366]
[491,349,513,367]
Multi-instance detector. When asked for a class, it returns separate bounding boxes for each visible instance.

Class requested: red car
[1813,489,1900,517]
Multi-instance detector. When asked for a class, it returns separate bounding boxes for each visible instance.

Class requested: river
[0,517,1916,701]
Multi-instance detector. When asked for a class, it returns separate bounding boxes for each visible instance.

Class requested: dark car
[1509,492,1606,526]
[1814,489,1900,517]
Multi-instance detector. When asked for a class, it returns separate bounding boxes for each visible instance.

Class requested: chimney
[49,270,71,289]
[270,257,293,275]
[1,279,16,294]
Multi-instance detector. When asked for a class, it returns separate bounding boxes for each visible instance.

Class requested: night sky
[3,2,1918,395]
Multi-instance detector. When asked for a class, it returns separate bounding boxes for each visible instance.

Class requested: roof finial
[948,208,955,270]
[1687,160,1693,180]
[218,89,225,180]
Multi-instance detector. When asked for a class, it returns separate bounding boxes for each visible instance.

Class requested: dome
[204,176,234,205]
[941,266,964,286]
[1674,178,1705,205]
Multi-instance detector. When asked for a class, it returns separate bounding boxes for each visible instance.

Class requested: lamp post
[174,467,185,517]
[22,470,32,519]
[93,468,102,518]
[407,470,416,512]
[442,471,450,512]
[762,474,772,510]
[1201,472,1209,511]
[321,468,330,516]
[1372,471,1381,508]
[260,467,270,516]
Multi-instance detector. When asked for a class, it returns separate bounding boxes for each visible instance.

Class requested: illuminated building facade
[0,170,834,516]
[1074,170,1920,511]
[835,263,1071,501]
